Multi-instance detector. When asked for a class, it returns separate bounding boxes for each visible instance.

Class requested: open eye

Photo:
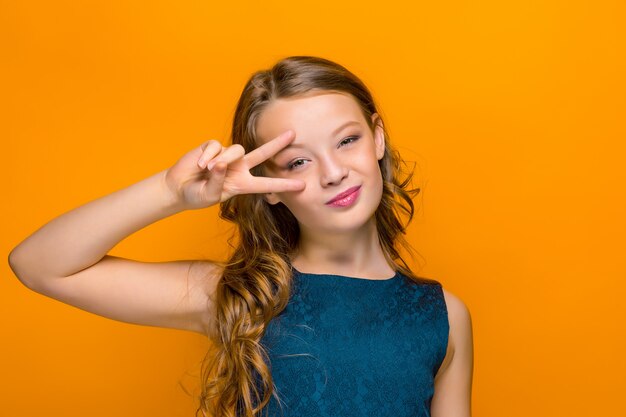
[285,135,361,171]
[286,159,307,170]
[339,135,361,146]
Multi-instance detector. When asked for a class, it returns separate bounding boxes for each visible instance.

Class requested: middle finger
[243,130,296,168]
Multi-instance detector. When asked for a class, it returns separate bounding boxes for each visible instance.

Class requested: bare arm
[8,170,217,336]
[8,131,305,337]
[431,288,474,417]
[9,170,182,280]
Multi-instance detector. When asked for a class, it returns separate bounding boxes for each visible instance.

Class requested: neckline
[291,266,401,282]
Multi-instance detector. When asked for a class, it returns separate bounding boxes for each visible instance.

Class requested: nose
[319,154,349,186]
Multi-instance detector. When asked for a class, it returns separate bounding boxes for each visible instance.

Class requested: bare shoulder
[442,288,472,332]
[440,287,472,352]
[431,286,474,416]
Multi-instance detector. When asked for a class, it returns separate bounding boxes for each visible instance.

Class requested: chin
[324,208,379,233]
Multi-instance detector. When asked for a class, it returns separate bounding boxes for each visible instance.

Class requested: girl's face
[256,91,386,236]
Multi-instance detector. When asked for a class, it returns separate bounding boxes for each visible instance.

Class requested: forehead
[255,92,365,145]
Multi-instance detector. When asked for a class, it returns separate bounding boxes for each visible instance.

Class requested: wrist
[156,169,187,213]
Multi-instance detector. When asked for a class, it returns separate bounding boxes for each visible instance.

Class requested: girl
[9,55,473,417]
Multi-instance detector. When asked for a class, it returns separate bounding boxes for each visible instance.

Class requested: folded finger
[206,144,245,171]
[198,141,224,168]
[203,161,228,199]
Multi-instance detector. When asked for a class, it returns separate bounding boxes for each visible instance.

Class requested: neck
[290,218,395,278]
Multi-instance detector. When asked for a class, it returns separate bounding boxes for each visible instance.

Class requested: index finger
[243,130,296,168]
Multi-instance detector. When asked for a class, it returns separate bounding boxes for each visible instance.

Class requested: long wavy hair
[195,55,434,417]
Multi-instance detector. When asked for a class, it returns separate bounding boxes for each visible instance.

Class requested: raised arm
[9,170,182,281]
[8,130,305,337]
[8,169,220,336]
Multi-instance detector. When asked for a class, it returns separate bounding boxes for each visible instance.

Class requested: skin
[9,89,473,416]
[255,91,392,278]
[254,91,474,416]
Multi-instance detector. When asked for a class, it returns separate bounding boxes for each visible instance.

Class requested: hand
[164,130,305,210]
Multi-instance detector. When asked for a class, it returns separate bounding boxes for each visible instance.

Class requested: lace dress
[257,266,450,417]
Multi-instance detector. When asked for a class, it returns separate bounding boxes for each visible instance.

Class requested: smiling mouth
[325,185,361,205]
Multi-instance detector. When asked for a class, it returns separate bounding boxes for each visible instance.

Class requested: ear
[264,192,281,205]
[371,113,385,160]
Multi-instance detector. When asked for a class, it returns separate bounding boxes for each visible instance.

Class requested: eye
[286,158,307,170]
[339,135,361,146]
[285,135,361,171]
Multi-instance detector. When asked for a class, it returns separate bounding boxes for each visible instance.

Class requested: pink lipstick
[325,186,361,207]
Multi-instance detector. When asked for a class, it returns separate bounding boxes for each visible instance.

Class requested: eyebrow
[273,120,362,157]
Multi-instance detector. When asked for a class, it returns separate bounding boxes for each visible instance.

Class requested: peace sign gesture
[164,130,305,210]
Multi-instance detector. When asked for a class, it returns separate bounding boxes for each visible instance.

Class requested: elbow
[8,248,39,292]
[8,248,22,279]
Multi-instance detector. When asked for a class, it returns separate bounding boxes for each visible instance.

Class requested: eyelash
[286,135,361,170]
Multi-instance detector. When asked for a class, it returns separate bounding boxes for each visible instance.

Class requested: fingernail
[206,161,216,171]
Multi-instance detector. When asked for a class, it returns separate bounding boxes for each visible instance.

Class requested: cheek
[355,142,379,163]
[354,150,382,178]
[283,190,314,213]
[367,158,385,197]
[276,185,313,212]
[280,181,326,219]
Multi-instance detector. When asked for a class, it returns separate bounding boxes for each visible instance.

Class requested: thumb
[249,177,306,194]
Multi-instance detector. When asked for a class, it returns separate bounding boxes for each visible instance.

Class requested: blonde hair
[195,55,432,417]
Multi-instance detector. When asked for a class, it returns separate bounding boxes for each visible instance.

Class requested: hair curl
[195,55,434,417]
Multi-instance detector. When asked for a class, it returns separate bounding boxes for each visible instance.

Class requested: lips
[326,186,361,204]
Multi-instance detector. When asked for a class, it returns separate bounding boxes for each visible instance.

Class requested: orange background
[2,1,625,416]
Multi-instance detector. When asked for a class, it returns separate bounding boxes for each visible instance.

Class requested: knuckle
[231,144,245,155]
[201,139,221,152]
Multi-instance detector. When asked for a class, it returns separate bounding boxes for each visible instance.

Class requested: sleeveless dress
[257,266,450,417]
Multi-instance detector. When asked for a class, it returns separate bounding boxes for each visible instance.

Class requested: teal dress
[257,266,449,417]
